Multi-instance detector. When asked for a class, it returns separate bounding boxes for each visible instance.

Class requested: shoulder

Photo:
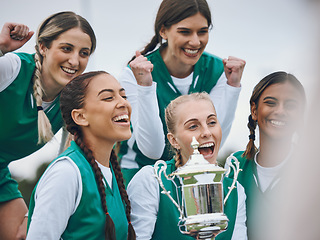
[14,52,34,61]
[38,156,81,188]
[197,51,224,74]
[35,156,82,204]
[201,51,223,62]
[127,165,159,197]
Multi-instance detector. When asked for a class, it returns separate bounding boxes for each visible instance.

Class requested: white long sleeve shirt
[119,67,241,169]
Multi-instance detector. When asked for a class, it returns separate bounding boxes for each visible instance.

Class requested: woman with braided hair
[127,92,247,239]
[27,71,136,239]
[226,71,306,239]
[0,11,96,239]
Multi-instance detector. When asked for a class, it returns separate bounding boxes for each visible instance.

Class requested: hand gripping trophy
[154,137,241,239]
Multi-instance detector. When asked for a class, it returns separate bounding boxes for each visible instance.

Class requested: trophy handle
[154,160,185,217]
[223,155,242,205]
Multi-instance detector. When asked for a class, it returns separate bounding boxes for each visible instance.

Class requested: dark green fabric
[0,52,63,166]
[119,48,224,170]
[0,166,22,202]
[152,159,238,240]
[28,141,128,239]
[229,151,279,240]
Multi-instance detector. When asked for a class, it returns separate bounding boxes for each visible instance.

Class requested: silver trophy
[154,137,241,239]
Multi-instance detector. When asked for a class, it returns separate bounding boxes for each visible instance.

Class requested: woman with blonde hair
[0,11,96,239]
[127,92,247,239]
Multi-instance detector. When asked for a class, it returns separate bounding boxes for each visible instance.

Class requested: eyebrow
[177,27,209,30]
[59,42,90,50]
[183,114,216,126]
[97,88,125,96]
[263,96,277,101]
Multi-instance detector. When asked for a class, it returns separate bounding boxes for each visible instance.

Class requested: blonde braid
[33,52,54,144]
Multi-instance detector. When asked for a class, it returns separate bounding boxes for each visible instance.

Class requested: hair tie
[249,134,255,141]
[128,221,131,224]
[37,106,43,111]
[105,212,109,215]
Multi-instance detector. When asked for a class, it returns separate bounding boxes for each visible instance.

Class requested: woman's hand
[129,51,154,86]
[223,56,246,88]
[0,22,34,55]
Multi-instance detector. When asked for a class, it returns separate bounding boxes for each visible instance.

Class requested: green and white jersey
[0,52,63,166]
[118,48,241,184]
[28,141,128,239]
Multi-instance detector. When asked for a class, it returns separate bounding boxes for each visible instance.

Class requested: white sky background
[2,0,319,179]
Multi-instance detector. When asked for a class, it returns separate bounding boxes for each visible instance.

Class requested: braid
[73,131,116,240]
[174,150,183,169]
[242,115,257,159]
[33,52,54,144]
[110,150,136,240]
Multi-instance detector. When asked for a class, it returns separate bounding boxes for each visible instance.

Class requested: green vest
[229,151,279,240]
[152,159,238,240]
[0,52,63,166]
[119,49,224,168]
[28,141,128,240]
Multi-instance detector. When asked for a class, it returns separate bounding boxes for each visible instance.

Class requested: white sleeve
[0,53,21,92]
[118,67,165,159]
[26,157,82,240]
[231,182,248,240]
[127,166,160,240]
[209,72,241,147]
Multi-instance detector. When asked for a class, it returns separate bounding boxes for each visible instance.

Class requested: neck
[257,136,292,167]
[83,136,113,167]
[160,47,193,78]
[40,72,64,102]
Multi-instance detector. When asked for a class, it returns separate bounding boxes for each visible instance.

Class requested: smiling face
[251,81,304,142]
[167,99,221,165]
[160,12,209,77]
[76,74,132,146]
[40,27,92,96]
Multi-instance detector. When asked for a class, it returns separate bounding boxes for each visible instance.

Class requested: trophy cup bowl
[154,137,241,239]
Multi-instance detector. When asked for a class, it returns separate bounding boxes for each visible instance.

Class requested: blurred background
[1,0,319,210]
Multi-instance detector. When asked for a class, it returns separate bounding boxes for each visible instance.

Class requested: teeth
[184,49,198,54]
[62,67,76,74]
[199,142,214,148]
[113,115,129,122]
[270,120,286,126]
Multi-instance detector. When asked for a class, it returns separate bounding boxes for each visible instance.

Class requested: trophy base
[180,213,228,233]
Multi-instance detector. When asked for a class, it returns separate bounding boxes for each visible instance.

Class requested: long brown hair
[243,71,306,159]
[60,71,135,240]
[34,11,96,144]
[129,0,212,63]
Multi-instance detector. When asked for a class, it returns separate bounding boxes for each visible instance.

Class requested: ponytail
[33,52,54,144]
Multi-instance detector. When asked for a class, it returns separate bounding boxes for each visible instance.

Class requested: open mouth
[112,114,129,123]
[198,142,215,157]
[270,120,286,127]
[183,48,200,57]
[61,66,77,74]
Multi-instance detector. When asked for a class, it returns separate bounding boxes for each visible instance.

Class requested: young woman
[227,71,306,239]
[127,92,247,239]
[0,12,96,239]
[118,0,246,185]
[27,71,136,239]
